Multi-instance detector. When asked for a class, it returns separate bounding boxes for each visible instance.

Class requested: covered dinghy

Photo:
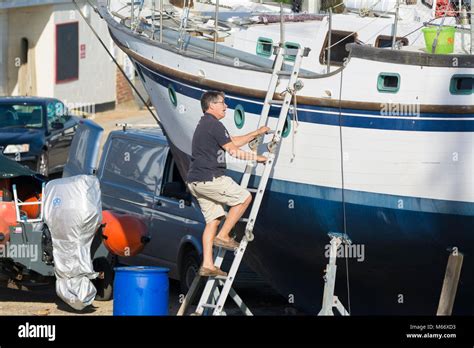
[43,175,101,310]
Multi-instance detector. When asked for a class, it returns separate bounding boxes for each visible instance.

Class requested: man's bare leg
[202,218,222,269]
[216,194,252,241]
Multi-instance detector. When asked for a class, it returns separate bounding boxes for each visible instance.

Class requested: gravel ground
[0,279,302,316]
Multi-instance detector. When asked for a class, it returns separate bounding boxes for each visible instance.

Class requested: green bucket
[422,26,456,54]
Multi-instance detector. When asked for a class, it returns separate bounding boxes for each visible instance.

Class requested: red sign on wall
[80,44,86,59]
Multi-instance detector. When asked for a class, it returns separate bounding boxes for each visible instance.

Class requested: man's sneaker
[213,237,239,250]
[199,266,227,277]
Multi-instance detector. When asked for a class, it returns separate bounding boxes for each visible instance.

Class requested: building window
[284,42,300,62]
[377,73,400,93]
[56,22,79,84]
[375,35,409,48]
[256,37,273,57]
[20,38,29,65]
[450,75,473,95]
[319,30,357,67]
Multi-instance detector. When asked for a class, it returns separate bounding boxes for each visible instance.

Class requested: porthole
[282,115,291,138]
[234,104,245,129]
[256,37,273,57]
[377,73,400,93]
[168,84,177,107]
[450,75,473,95]
[284,42,300,62]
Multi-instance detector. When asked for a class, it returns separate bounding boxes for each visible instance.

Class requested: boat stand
[318,232,350,316]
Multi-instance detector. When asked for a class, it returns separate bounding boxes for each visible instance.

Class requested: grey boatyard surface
[0,106,302,316]
[0,278,300,316]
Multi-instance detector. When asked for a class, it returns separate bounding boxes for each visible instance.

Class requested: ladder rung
[269,99,284,105]
[214,275,228,280]
[201,304,217,309]
[277,70,292,76]
[239,218,249,223]
[247,188,258,193]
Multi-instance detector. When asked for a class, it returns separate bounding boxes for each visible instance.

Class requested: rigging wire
[72,0,161,126]
[337,64,351,315]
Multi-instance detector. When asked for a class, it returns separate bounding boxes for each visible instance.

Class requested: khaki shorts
[188,175,250,224]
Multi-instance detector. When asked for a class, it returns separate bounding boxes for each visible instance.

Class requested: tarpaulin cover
[0,154,38,178]
[44,175,101,310]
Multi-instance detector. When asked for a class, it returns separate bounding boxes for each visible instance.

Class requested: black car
[0,97,80,176]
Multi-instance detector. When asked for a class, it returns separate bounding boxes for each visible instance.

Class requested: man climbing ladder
[187,91,269,277]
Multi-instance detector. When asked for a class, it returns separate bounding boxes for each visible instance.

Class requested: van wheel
[92,257,114,301]
[180,249,201,295]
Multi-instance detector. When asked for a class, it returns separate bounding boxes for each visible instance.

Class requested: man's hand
[232,126,272,147]
[257,126,271,136]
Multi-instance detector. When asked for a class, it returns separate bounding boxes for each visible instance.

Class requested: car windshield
[0,103,43,129]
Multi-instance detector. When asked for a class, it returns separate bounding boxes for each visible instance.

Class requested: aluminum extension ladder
[178,44,310,316]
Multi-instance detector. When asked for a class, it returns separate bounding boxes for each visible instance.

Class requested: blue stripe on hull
[228,171,474,314]
[136,62,474,132]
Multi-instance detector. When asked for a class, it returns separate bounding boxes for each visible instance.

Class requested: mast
[392,0,400,49]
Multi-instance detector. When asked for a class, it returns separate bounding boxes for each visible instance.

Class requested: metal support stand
[318,232,350,316]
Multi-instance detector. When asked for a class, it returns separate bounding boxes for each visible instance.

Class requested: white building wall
[0,9,8,95]
[53,2,116,107]
[33,7,55,97]
[7,5,54,96]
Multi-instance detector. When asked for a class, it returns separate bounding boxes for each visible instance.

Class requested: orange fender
[22,194,42,219]
[101,210,150,257]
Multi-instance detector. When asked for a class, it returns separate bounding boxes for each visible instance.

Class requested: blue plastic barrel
[113,266,169,316]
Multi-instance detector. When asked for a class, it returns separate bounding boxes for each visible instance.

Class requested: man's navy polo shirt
[187,113,232,183]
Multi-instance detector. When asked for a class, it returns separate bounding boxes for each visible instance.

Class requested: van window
[161,153,191,202]
[102,138,166,194]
